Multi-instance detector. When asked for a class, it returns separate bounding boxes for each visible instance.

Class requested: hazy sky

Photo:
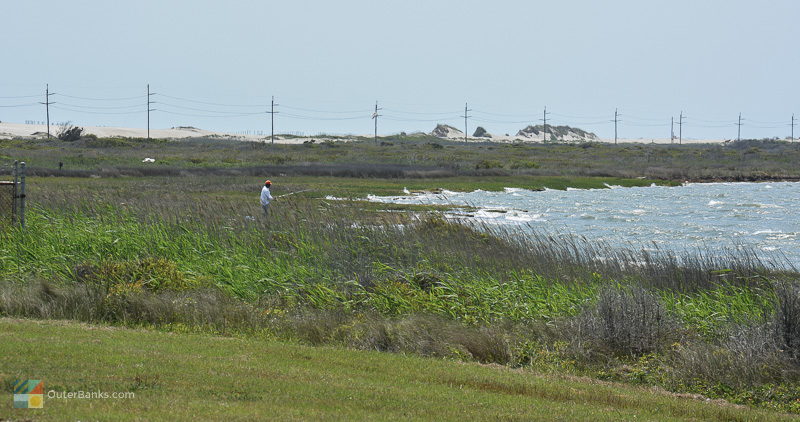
[1,0,798,140]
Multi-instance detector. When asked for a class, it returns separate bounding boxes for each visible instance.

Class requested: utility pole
[791,114,795,142]
[371,101,381,145]
[268,96,279,144]
[540,106,550,142]
[671,116,675,143]
[613,108,620,145]
[678,111,684,144]
[147,84,156,140]
[737,113,743,142]
[460,102,472,143]
[39,84,55,139]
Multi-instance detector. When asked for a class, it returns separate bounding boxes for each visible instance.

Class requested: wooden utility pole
[737,113,743,142]
[460,102,472,143]
[614,108,619,145]
[791,114,795,142]
[269,96,279,144]
[678,111,684,144]
[39,84,55,139]
[542,106,550,142]
[371,101,381,144]
[147,84,156,140]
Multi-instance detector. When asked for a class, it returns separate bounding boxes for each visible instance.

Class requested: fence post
[12,161,18,225]
[19,162,26,229]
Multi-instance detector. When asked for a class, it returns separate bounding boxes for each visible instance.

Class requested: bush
[670,322,798,388]
[347,314,512,364]
[474,159,503,170]
[774,281,800,362]
[73,258,207,295]
[571,286,680,357]
[0,281,260,333]
[509,160,539,169]
[57,123,84,142]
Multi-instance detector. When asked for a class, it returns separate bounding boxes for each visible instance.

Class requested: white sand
[436,131,727,144]
[0,122,346,144]
[0,121,728,144]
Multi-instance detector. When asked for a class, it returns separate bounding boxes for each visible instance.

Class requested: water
[367,182,800,265]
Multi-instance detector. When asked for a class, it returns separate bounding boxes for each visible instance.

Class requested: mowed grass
[0,318,790,422]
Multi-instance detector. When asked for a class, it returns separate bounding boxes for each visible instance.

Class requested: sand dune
[0,121,726,144]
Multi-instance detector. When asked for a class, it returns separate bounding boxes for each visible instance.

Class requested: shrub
[570,286,680,357]
[347,314,512,364]
[474,159,503,170]
[85,137,131,148]
[774,281,800,362]
[279,308,351,345]
[0,282,260,333]
[57,123,84,142]
[670,321,799,388]
[509,160,539,169]
[73,258,206,295]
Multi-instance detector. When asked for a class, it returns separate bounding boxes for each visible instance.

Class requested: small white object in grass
[403,187,410,194]
[142,157,155,163]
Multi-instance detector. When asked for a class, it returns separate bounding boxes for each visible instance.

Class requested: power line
[154,93,264,108]
[55,93,147,101]
[472,117,533,124]
[51,105,144,115]
[623,114,666,122]
[384,108,460,116]
[382,115,460,122]
[6,84,798,141]
[0,94,40,99]
[155,109,260,118]
[0,103,39,108]
[280,104,372,114]
[623,121,670,127]
[155,101,264,115]
[546,112,611,120]
[54,102,142,110]
[281,113,366,121]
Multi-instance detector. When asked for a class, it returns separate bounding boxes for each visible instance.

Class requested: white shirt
[260,186,273,206]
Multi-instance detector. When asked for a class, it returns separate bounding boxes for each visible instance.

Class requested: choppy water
[367,182,800,265]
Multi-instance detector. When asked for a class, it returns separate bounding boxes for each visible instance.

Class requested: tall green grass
[1,175,799,412]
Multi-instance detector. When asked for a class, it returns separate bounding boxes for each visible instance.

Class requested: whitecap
[752,229,781,235]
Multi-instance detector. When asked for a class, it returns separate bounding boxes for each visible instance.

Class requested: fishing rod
[275,189,311,199]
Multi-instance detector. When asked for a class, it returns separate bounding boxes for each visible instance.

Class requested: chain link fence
[0,161,25,228]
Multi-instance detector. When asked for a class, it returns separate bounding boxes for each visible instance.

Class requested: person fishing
[260,180,274,216]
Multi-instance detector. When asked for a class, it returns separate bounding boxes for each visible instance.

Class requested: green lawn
[0,318,791,421]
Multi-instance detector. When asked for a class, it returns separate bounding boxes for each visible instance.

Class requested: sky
[1,0,798,140]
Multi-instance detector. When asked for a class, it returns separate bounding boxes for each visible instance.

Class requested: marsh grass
[3,136,800,182]
[570,286,682,357]
[2,174,800,412]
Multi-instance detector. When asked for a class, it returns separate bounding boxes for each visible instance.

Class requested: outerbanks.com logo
[12,379,135,409]
[13,380,43,409]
